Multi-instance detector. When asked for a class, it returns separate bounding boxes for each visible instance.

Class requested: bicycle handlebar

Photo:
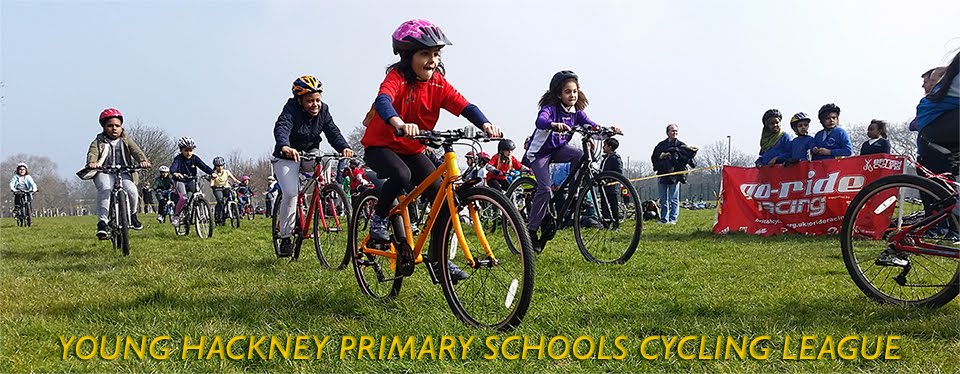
[394,126,496,143]
[96,165,146,174]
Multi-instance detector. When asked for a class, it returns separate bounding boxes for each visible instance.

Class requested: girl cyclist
[9,163,38,219]
[523,70,620,252]
[169,136,214,226]
[361,19,501,279]
[486,139,528,192]
[209,156,241,225]
[272,75,354,257]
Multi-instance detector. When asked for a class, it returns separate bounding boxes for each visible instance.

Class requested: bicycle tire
[291,197,306,260]
[194,198,213,239]
[229,202,241,228]
[573,171,642,264]
[271,194,283,258]
[24,199,31,227]
[504,176,537,255]
[840,173,959,308]
[314,184,351,270]
[350,189,402,300]
[432,186,534,331]
[117,190,131,256]
[108,193,120,249]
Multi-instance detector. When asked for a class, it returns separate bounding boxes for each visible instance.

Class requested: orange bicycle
[348,127,535,331]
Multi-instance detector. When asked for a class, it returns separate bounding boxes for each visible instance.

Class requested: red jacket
[486,154,523,181]
[361,69,469,155]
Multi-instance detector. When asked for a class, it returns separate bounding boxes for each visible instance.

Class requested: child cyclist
[153,165,174,222]
[811,103,853,160]
[361,19,502,280]
[169,137,214,226]
[272,75,354,257]
[486,139,529,192]
[523,70,621,253]
[86,108,151,238]
[209,156,241,225]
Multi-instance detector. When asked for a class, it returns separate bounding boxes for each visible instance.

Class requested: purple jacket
[523,104,598,163]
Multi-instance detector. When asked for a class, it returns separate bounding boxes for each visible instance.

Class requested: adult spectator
[651,124,697,224]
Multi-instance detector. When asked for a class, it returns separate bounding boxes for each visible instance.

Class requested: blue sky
[2,0,959,177]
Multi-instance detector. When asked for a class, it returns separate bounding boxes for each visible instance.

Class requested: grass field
[1,210,957,373]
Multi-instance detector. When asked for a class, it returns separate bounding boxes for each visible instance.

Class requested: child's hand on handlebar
[396,123,420,137]
[139,160,152,168]
[609,125,623,135]
[551,122,571,132]
[482,123,501,138]
[87,162,99,169]
[281,146,300,162]
[341,148,355,158]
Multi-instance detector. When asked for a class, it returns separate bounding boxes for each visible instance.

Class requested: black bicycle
[11,190,33,227]
[97,165,144,256]
[171,176,214,239]
[505,126,642,264]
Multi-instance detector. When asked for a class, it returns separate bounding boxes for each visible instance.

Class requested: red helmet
[478,152,491,161]
[99,108,123,125]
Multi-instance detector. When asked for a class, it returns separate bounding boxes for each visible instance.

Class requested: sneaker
[528,229,542,254]
[368,211,390,243]
[431,260,469,283]
[130,214,143,230]
[875,248,909,267]
[96,221,108,240]
[157,214,164,223]
[657,220,668,224]
[666,221,677,225]
[582,217,603,229]
[278,238,293,257]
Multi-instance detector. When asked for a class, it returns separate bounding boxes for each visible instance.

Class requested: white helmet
[177,136,196,149]
[158,166,170,173]
[16,162,28,169]
[267,176,276,181]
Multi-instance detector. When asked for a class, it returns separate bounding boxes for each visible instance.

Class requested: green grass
[1,211,957,373]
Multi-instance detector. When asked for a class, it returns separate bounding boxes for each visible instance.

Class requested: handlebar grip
[394,128,405,137]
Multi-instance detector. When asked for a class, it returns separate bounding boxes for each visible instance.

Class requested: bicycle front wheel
[116,191,130,256]
[229,202,241,228]
[350,189,402,300]
[314,184,351,270]
[504,176,537,255]
[840,174,959,308]
[432,186,534,331]
[573,171,642,264]
[193,198,213,239]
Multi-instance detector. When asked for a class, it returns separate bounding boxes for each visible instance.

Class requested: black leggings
[213,187,228,220]
[365,147,441,217]
[488,178,509,192]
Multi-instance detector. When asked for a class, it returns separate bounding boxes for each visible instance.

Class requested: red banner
[713,155,905,236]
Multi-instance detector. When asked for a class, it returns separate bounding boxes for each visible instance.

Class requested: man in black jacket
[651,124,697,224]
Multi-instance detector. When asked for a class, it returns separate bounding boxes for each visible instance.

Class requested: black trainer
[130,214,144,230]
[96,221,109,240]
[278,238,293,257]
[431,260,469,284]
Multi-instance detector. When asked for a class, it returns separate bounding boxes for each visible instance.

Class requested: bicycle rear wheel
[433,186,534,331]
[840,174,959,308]
[193,198,213,239]
[504,176,536,255]
[314,184,351,269]
[574,171,642,264]
[350,189,402,299]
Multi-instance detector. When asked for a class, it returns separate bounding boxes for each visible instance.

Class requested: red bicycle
[840,146,958,308]
[271,153,352,269]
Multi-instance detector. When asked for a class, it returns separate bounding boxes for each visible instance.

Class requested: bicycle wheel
[24,200,31,227]
[350,189,402,299]
[432,186,534,331]
[271,194,283,258]
[229,202,241,228]
[314,184,351,269]
[573,171,642,264]
[247,204,255,220]
[504,177,536,255]
[840,174,959,308]
[116,191,131,256]
[193,198,213,239]
[291,197,306,260]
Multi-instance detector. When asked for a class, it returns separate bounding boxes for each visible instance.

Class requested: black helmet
[762,109,782,125]
[549,70,578,94]
[818,103,841,120]
[498,139,516,152]
[213,156,225,166]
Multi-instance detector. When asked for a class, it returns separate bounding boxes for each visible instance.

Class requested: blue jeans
[658,182,680,222]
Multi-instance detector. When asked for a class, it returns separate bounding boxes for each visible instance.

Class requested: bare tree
[345,125,365,159]
[126,120,176,184]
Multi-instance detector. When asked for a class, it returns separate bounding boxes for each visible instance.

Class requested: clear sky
[2,0,958,177]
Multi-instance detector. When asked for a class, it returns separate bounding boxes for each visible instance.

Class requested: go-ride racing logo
[738,170,866,217]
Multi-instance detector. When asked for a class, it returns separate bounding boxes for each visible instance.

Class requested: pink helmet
[241,176,250,182]
[392,19,452,55]
[99,108,123,125]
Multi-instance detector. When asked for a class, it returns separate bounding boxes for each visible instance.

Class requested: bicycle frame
[294,155,344,239]
[887,155,959,259]
[360,148,496,268]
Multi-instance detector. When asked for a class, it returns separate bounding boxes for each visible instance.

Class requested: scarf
[759,127,784,154]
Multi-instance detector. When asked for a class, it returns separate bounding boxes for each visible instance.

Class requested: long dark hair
[537,78,589,111]
[385,50,446,85]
